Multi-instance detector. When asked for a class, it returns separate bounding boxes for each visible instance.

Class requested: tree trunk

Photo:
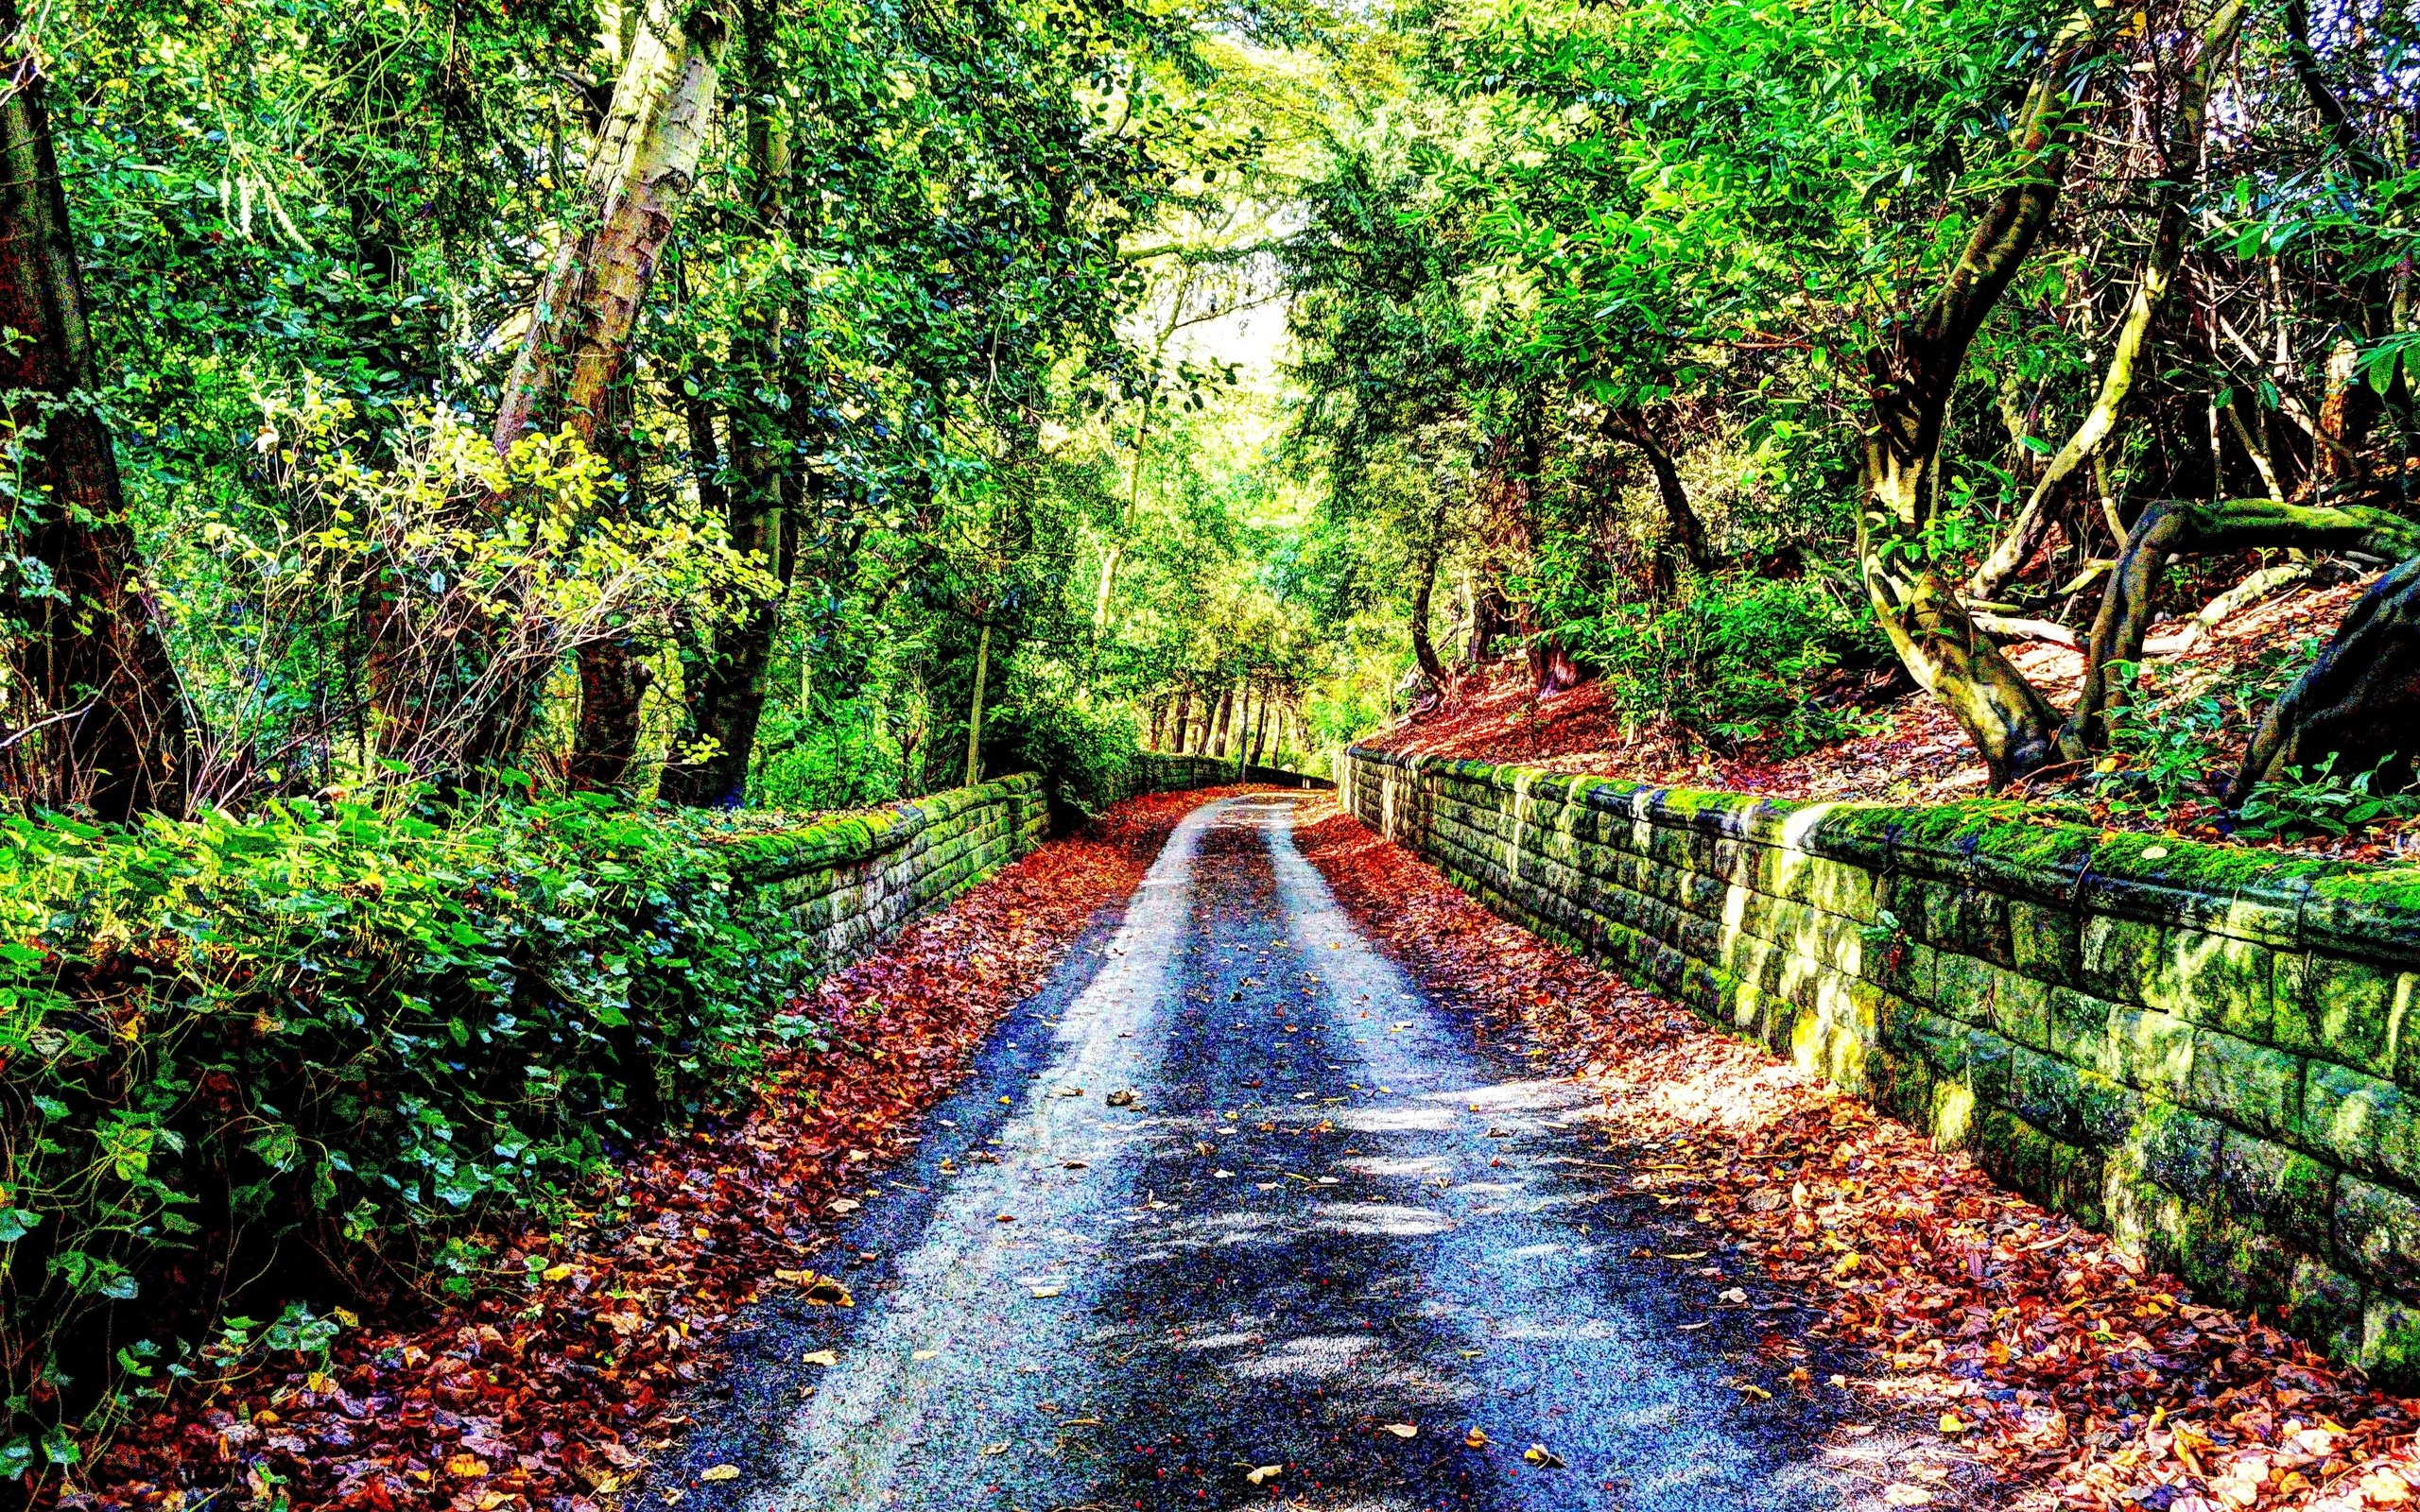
[1606,406,1708,598]
[1250,691,1271,766]
[1967,0,2246,604]
[2062,498,2420,755]
[963,619,991,787]
[1857,15,2093,787]
[1206,684,1233,757]
[659,408,795,808]
[0,0,196,820]
[658,100,793,809]
[2232,554,2420,799]
[493,0,729,789]
[1232,683,1253,779]
[1408,493,1449,682]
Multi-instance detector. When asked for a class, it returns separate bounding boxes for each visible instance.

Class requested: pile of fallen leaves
[1294,801,2420,1511]
[68,787,1248,1512]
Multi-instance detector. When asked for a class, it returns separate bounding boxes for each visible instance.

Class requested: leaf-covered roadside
[73,789,1236,1512]
[1292,803,2420,1512]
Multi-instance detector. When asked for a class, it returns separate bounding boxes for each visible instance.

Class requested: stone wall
[722,774,1051,968]
[1340,746,2420,1383]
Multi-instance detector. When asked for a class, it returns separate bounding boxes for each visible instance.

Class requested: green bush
[986,664,1144,814]
[0,795,818,1472]
[1548,574,1888,753]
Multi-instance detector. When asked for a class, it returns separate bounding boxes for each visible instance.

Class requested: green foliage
[1549,575,1887,753]
[2093,662,2233,821]
[0,795,821,1462]
[2231,756,2420,844]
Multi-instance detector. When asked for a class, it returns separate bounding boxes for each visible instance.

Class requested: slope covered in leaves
[76,789,1244,1512]
[1293,802,2420,1511]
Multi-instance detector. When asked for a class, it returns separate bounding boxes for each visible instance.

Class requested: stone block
[1933,950,1999,1027]
[1869,933,1935,1005]
[2009,1046,2140,1148]
[2081,914,2164,1007]
[2285,1255,2366,1365]
[1976,1108,2052,1197]
[2290,954,2415,1083]
[2009,897,2083,987]
[2214,1128,2337,1254]
[2187,1030,2304,1141]
[2300,1060,2411,1181]
[2049,1138,2107,1229]
[2048,987,2121,1070]
[2336,1176,2420,1293]
[2108,1008,2198,1100]
[2154,929,2276,1043]
[2364,1296,2420,1391]
[1991,969,2053,1052]
[2130,1104,2226,1197]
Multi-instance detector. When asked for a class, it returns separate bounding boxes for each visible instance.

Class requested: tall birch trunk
[493,0,730,791]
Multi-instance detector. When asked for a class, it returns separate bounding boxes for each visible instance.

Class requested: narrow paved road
[683,795,1894,1512]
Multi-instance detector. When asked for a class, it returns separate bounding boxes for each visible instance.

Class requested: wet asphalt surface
[673,795,1903,1512]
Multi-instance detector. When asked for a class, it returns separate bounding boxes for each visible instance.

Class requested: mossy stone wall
[1340,746,2420,1383]
[723,774,1050,968]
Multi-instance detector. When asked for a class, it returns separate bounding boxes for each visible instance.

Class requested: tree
[493,0,733,791]
[0,0,194,819]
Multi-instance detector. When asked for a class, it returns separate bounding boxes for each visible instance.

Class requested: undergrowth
[0,793,821,1477]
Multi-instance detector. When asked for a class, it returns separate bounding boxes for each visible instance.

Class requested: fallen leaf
[1523,1444,1564,1468]
[1245,1465,1283,1486]
[1881,1485,1932,1506]
[444,1454,491,1479]
[700,1465,740,1484]
[802,1349,839,1366]
[912,1349,940,1361]
[1938,1412,1968,1434]
[1105,1089,1138,1108]
[1464,1428,1489,1450]
[1380,1423,1417,1439]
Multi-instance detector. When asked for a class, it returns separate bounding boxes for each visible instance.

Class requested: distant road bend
[681,793,1893,1512]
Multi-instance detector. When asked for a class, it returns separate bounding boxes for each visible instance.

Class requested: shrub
[0,795,815,1474]
[1547,574,1888,753]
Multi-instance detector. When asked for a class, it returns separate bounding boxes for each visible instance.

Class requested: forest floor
[1365,569,2419,862]
[1294,798,2420,1512]
[75,786,1259,1512]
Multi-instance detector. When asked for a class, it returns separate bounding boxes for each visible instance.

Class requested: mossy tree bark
[2232,556,2420,799]
[1857,20,2093,787]
[0,0,196,819]
[1967,0,2246,603]
[2061,499,2420,755]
